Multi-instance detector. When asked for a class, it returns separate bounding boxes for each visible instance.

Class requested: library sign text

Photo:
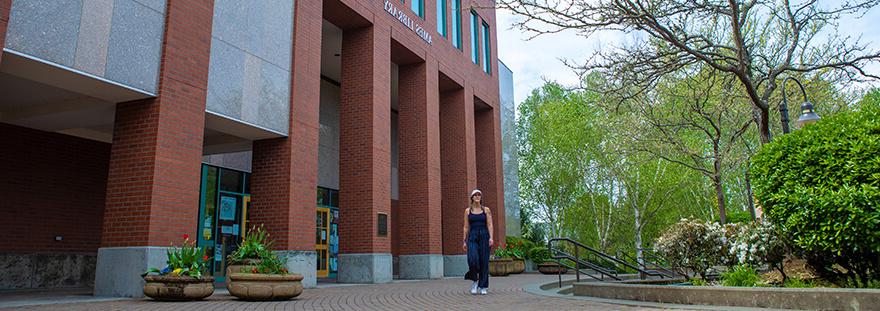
[383,1,433,45]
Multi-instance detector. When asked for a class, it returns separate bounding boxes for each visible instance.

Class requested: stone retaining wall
[0,253,96,290]
[573,281,880,311]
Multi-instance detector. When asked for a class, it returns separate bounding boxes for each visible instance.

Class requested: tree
[500,0,880,144]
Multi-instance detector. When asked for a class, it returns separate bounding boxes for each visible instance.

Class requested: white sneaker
[470,281,478,295]
[479,288,488,295]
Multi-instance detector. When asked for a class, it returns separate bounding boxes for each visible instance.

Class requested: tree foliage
[751,90,880,284]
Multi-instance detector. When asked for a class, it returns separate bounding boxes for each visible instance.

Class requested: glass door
[316,207,330,278]
[197,164,250,286]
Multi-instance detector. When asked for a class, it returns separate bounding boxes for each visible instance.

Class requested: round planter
[509,259,526,274]
[537,262,568,275]
[489,258,512,276]
[225,259,261,287]
[143,275,214,301]
[227,273,304,301]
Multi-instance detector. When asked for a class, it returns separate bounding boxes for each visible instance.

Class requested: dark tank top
[468,207,487,229]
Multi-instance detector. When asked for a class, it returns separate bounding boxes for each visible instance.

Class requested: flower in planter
[142,234,209,278]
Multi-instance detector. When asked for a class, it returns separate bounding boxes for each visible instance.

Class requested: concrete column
[397,59,443,279]
[440,87,478,276]
[0,0,10,66]
[248,0,322,289]
[337,23,393,284]
[475,101,506,249]
[95,0,214,298]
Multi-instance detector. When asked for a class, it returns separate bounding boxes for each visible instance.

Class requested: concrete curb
[522,281,795,311]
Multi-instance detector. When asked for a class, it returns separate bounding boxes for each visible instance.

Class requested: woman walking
[463,189,493,295]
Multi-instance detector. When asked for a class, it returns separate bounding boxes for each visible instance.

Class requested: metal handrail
[617,251,676,278]
[549,238,669,282]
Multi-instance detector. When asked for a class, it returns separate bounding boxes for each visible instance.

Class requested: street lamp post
[780,77,821,134]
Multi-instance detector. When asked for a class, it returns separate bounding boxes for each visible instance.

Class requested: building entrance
[197,164,251,285]
[317,187,339,278]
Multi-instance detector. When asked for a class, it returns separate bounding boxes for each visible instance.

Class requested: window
[470,10,479,64]
[451,0,462,49]
[482,21,491,74]
[410,0,424,18]
[436,0,447,37]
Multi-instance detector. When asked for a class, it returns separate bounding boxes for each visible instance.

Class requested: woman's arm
[462,208,470,250]
[486,207,494,246]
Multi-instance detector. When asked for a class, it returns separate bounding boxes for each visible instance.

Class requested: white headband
[470,189,482,197]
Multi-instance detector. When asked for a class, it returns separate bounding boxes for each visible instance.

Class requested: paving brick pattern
[2,274,686,311]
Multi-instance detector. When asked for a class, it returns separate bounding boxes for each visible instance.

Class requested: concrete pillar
[0,0,10,65]
[337,23,393,283]
[440,87,478,276]
[248,0,322,289]
[475,101,506,249]
[94,0,214,298]
[397,59,443,279]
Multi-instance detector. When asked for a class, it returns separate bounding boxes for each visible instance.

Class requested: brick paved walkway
[1,274,688,311]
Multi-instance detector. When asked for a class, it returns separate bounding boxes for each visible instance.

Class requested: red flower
[203,255,209,261]
[183,234,190,240]
[251,267,258,273]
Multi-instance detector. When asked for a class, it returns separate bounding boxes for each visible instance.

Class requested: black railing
[548,237,672,287]
[617,249,677,279]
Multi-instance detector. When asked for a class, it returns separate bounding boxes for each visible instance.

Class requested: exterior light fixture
[781,77,820,133]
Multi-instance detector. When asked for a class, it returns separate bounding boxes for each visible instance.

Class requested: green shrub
[721,265,760,287]
[654,218,725,280]
[729,221,786,275]
[690,278,709,286]
[784,278,815,288]
[751,91,880,285]
[844,277,880,289]
[527,246,551,263]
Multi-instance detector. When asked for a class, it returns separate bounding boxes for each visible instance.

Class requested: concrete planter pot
[538,262,568,275]
[225,259,261,287]
[227,273,304,301]
[509,259,526,274]
[142,275,214,301]
[489,258,512,276]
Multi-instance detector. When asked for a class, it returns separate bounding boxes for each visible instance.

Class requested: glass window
[219,170,243,193]
[436,0,446,37]
[411,0,423,17]
[470,10,479,64]
[482,21,491,74]
[451,0,461,49]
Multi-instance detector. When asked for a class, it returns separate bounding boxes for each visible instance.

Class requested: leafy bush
[729,221,786,276]
[228,225,289,275]
[690,278,709,286]
[751,92,880,285]
[228,225,274,264]
[527,246,551,263]
[142,234,209,278]
[784,278,815,288]
[655,218,725,279]
[503,236,532,260]
[721,265,760,287]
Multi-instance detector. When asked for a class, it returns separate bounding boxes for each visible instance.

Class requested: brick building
[0,0,512,297]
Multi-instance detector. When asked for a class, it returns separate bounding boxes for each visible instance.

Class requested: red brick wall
[0,0,10,66]
[475,104,505,249]
[440,88,478,255]
[100,0,213,247]
[397,59,443,256]
[249,0,322,252]
[0,123,109,253]
[338,23,393,254]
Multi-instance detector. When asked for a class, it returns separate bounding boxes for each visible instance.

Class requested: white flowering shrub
[655,218,725,280]
[656,219,787,281]
[729,221,785,272]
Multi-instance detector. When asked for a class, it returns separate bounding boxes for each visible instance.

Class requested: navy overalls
[465,208,490,288]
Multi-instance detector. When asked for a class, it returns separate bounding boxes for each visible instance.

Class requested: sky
[496,3,880,108]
